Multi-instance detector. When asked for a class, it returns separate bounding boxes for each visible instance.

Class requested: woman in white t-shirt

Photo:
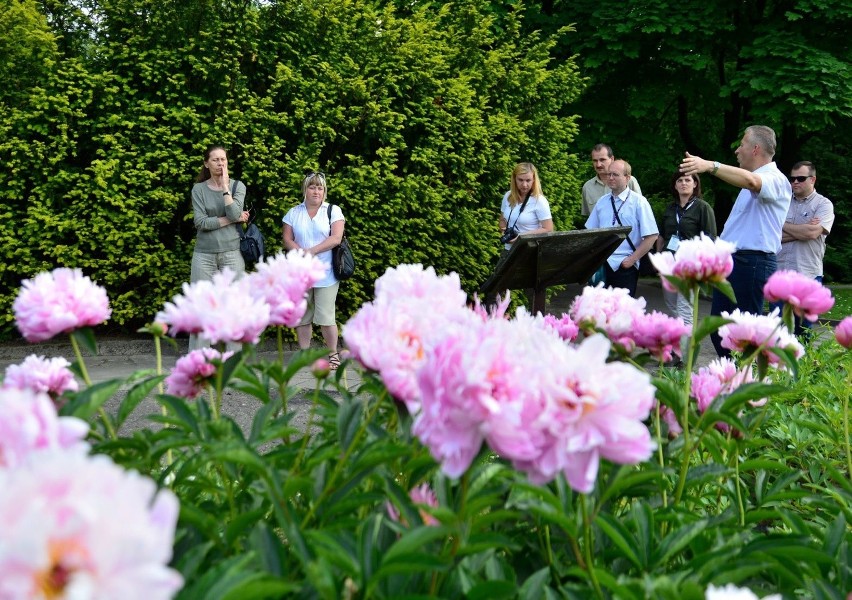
[282,171,345,369]
[498,162,553,251]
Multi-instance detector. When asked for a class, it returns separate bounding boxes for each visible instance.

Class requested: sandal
[328,352,341,371]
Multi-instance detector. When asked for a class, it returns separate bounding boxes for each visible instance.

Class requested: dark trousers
[605,263,640,298]
[710,251,777,357]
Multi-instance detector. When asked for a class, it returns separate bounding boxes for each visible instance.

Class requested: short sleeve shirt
[585,189,658,270]
[500,193,552,250]
[719,162,792,253]
[283,202,344,287]
[776,191,834,278]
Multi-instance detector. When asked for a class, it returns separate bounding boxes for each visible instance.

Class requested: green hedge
[0,0,584,340]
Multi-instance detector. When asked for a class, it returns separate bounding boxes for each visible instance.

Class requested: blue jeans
[770,275,822,336]
[710,251,777,357]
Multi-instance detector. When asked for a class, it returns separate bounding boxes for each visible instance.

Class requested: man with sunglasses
[775,161,834,333]
[679,125,792,357]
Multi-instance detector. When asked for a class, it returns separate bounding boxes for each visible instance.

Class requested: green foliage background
[0,0,584,338]
[3,0,851,340]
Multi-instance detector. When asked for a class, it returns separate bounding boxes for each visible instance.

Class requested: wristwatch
[711,161,720,175]
[223,190,231,196]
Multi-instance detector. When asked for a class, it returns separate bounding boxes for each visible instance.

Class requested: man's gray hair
[745,125,777,157]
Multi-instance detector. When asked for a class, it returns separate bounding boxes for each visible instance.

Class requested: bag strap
[327,204,346,240]
[232,180,257,227]
[507,191,532,231]
[610,194,637,252]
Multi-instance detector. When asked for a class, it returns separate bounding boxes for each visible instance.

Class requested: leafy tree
[526,0,851,280]
[0,0,584,338]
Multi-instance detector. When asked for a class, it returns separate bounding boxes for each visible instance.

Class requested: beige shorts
[298,283,340,327]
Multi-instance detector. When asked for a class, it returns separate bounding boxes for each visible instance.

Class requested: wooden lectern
[480,227,631,314]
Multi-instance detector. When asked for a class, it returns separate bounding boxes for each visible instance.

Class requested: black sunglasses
[304,170,326,178]
[789,175,812,183]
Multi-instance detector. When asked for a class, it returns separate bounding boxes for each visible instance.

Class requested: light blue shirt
[585,189,658,270]
[719,162,792,254]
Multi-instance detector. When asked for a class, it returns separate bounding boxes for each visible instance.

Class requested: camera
[499,227,518,245]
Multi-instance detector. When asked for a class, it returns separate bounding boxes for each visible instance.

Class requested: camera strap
[507,191,532,232]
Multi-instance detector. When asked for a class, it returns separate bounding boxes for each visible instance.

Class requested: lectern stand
[480,227,631,314]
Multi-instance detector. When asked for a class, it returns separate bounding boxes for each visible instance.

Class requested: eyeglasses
[789,175,812,183]
[304,170,326,180]
[606,172,625,178]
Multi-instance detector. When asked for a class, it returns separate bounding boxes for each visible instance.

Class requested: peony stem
[654,403,668,509]
[70,334,117,440]
[733,443,745,527]
[581,494,604,599]
[844,370,852,478]
[69,334,92,387]
[277,326,284,365]
[153,335,174,466]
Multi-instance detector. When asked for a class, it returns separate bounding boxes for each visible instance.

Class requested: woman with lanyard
[656,170,717,358]
[498,162,553,254]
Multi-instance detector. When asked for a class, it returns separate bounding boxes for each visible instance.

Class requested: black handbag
[233,181,264,268]
[327,204,355,280]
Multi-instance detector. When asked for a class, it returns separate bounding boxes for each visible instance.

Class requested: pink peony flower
[690,358,763,433]
[411,323,495,476]
[157,268,270,346]
[630,311,691,361]
[650,234,736,292]
[719,309,804,367]
[385,483,440,527]
[569,284,647,351]
[836,316,852,349]
[343,264,473,414]
[414,319,655,492]
[0,388,89,469]
[513,334,656,492]
[246,250,327,327]
[374,264,469,308]
[763,270,834,322]
[0,452,182,599]
[13,268,112,342]
[470,292,512,321]
[541,313,580,342]
[311,358,331,379]
[165,348,234,399]
[2,354,79,399]
[659,403,682,437]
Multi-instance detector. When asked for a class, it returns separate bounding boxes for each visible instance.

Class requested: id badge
[666,234,680,252]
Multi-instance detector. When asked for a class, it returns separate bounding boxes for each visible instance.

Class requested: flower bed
[1,245,850,599]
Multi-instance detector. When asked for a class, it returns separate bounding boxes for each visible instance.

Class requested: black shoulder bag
[327,204,355,280]
[233,181,265,268]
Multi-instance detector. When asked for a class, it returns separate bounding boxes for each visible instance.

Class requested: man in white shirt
[775,160,834,332]
[680,125,792,357]
[585,159,658,297]
[581,143,642,216]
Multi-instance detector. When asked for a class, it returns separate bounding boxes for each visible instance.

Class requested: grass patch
[826,286,852,320]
